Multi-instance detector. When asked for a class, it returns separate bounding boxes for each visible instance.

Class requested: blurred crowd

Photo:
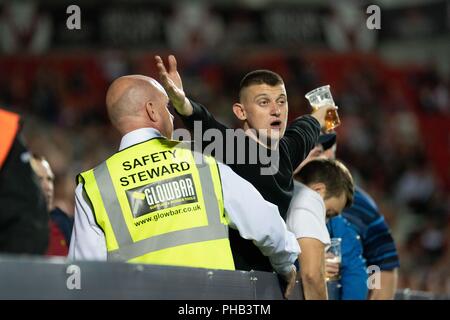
[0,49,448,297]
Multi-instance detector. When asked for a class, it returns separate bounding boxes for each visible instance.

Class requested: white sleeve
[68,184,107,261]
[217,163,300,276]
[286,192,331,246]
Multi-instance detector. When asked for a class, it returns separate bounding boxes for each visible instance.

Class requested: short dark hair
[295,158,354,208]
[239,70,284,99]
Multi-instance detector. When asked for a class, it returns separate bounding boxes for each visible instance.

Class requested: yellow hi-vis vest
[78,137,235,270]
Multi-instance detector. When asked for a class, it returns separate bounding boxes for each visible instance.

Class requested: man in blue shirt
[320,133,400,299]
[326,215,368,300]
[341,187,400,298]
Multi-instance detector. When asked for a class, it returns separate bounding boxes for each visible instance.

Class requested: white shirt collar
[119,128,162,151]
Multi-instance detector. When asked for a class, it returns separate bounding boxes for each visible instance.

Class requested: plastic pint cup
[305,85,341,131]
[325,238,342,281]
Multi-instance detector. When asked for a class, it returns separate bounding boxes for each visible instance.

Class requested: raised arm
[155,55,193,117]
[282,115,321,170]
[155,55,231,154]
[282,105,337,169]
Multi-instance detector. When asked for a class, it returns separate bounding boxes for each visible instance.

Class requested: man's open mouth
[270,120,282,129]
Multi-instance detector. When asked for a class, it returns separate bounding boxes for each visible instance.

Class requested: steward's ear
[146,101,158,122]
[232,103,246,121]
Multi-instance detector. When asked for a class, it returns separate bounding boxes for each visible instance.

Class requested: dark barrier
[1,255,446,300]
[0,255,303,300]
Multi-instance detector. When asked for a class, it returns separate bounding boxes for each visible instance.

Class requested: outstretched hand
[155,55,193,116]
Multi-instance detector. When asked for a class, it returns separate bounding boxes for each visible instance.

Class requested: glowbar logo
[126,174,198,218]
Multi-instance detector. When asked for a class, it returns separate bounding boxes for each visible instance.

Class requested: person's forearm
[177,99,228,132]
[176,99,232,156]
[298,239,328,299]
[174,97,193,117]
[175,99,202,131]
[301,272,328,300]
[369,269,398,300]
[283,115,321,169]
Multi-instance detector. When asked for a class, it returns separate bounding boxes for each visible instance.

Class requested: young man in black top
[155,55,333,272]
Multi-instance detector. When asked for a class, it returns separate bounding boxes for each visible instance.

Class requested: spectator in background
[0,108,48,254]
[30,154,73,256]
[319,133,400,299]
[287,158,355,299]
[165,2,224,61]
[416,65,449,114]
[30,67,60,123]
[323,0,377,52]
[0,1,52,54]
[395,159,436,215]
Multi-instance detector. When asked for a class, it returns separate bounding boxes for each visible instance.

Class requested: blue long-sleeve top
[327,215,368,300]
